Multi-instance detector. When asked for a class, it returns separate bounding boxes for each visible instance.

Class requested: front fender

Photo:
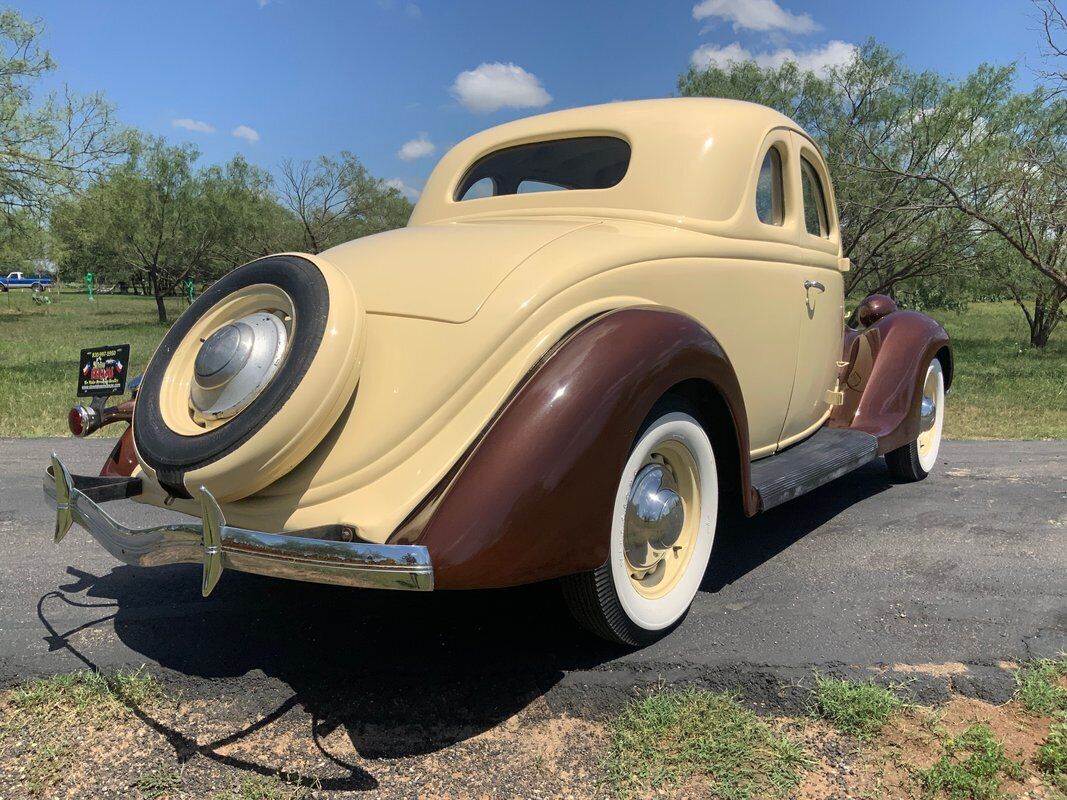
[830,308,953,454]
[404,307,751,590]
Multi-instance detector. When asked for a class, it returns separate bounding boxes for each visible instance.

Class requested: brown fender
[101,427,139,478]
[404,307,752,590]
[830,306,953,454]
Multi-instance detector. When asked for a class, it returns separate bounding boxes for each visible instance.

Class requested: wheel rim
[623,439,700,599]
[916,359,944,471]
[159,284,296,436]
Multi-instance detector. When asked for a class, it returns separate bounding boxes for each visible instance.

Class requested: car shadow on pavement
[34,461,894,791]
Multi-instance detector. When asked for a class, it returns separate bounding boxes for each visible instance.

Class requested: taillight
[68,406,95,438]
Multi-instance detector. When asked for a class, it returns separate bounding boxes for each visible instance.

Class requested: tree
[277,151,411,253]
[52,136,293,323]
[853,70,1067,345]
[200,154,302,268]
[1037,0,1067,91]
[0,9,126,226]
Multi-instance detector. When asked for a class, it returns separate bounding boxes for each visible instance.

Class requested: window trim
[755,146,785,227]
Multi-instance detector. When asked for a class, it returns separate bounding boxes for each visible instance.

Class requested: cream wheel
[562,404,718,645]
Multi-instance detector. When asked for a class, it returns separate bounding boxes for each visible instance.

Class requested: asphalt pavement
[0,437,1064,730]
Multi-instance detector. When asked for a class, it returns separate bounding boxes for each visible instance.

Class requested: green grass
[11,667,165,724]
[1039,717,1067,784]
[210,774,317,800]
[936,302,1067,440]
[810,675,907,738]
[133,762,184,799]
[1014,656,1067,716]
[5,668,166,795]
[916,723,1024,800]
[0,291,183,437]
[0,293,1063,439]
[603,689,811,799]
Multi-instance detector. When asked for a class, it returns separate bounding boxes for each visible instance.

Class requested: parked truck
[0,271,54,292]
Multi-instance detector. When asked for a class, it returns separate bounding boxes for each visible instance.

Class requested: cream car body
[47,97,951,646]
[138,99,844,541]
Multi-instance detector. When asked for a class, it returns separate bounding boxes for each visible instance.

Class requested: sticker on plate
[77,344,131,397]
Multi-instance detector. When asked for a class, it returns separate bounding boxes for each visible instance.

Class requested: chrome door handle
[804,280,825,293]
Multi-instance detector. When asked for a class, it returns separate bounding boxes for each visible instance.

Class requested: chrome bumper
[43,455,433,595]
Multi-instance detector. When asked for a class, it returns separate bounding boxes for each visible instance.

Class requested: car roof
[410,98,811,226]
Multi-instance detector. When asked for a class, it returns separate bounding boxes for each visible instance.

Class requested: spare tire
[133,254,363,501]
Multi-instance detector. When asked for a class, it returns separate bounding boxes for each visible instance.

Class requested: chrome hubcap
[190,312,289,421]
[918,368,939,453]
[194,323,255,390]
[624,461,685,580]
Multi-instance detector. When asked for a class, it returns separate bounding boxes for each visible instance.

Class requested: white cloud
[405,3,422,18]
[398,134,436,161]
[692,0,817,33]
[690,40,857,76]
[231,125,260,143]
[451,62,552,113]
[385,178,421,200]
[172,118,215,134]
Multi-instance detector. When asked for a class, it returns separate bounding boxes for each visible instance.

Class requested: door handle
[804,280,825,293]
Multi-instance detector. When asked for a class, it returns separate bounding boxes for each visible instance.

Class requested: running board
[750,428,879,512]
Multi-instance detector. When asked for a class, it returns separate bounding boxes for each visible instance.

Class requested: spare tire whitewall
[134,253,364,502]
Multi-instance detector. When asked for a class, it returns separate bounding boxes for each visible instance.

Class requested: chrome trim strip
[44,455,433,595]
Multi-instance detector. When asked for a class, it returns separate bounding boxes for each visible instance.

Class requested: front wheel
[885,357,945,481]
[561,405,718,646]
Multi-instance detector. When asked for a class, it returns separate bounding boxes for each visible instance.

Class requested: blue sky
[13,0,1046,200]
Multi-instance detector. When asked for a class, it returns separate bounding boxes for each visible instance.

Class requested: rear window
[455,136,630,201]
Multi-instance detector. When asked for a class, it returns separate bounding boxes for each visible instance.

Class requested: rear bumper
[43,455,433,595]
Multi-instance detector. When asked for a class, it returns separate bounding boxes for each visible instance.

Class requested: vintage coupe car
[45,99,951,645]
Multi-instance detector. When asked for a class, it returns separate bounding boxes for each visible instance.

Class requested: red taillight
[68,406,92,437]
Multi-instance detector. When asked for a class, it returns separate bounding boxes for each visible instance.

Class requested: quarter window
[800,157,829,237]
[755,147,784,225]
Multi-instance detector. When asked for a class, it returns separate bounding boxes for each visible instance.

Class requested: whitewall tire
[562,404,718,646]
[886,357,945,481]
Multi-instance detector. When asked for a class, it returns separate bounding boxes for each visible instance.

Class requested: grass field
[0,291,1064,438]
[0,292,184,437]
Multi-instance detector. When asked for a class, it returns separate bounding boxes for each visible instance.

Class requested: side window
[800,157,829,237]
[755,147,784,225]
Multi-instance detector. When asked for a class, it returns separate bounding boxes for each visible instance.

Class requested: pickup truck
[0,271,54,291]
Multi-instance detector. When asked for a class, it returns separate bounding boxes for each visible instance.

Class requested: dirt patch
[2,680,1063,799]
[0,687,609,799]
[846,697,1056,799]
[889,662,969,678]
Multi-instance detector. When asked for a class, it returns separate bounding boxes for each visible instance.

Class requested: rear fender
[830,308,952,453]
[402,307,752,590]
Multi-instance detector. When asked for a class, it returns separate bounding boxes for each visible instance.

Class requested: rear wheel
[885,357,945,481]
[562,403,718,646]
